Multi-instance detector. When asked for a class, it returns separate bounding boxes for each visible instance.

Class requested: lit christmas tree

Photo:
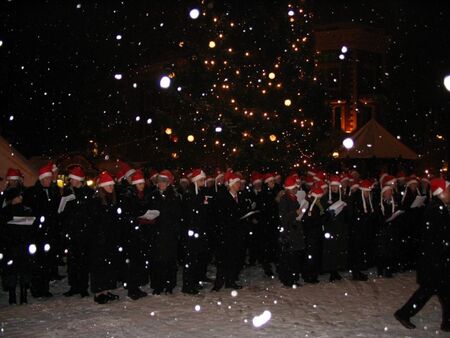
[135,0,324,172]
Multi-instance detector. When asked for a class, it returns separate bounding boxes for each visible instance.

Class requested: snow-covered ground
[0,268,445,337]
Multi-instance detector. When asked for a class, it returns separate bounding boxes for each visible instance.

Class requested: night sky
[1,1,449,168]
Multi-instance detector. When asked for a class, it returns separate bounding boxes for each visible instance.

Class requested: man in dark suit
[394,178,450,332]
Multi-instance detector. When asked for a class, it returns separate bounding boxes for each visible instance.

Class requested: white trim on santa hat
[69,174,85,181]
[98,180,115,188]
[228,177,240,187]
[6,175,21,180]
[125,169,136,178]
[39,171,53,181]
[132,178,145,185]
[191,170,206,182]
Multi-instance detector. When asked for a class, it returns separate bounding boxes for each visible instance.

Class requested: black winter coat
[416,198,450,289]
[88,193,122,293]
[148,187,182,262]
[278,193,305,252]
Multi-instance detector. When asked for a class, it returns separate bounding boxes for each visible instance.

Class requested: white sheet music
[58,194,76,214]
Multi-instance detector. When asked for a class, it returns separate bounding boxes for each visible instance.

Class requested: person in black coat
[399,176,424,270]
[88,172,121,304]
[395,178,450,332]
[347,180,376,281]
[1,168,26,209]
[320,176,349,282]
[148,170,182,295]
[180,169,210,294]
[212,173,249,291]
[22,163,61,298]
[375,179,401,278]
[60,166,94,298]
[0,188,34,304]
[277,176,305,287]
[302,183,325,284]
[121,170,151,300]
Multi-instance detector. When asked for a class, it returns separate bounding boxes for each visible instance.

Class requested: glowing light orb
[28,244,37,255]
[268,72,276,79]
[159,76,171,89]
[215,126,222,133]
[284,99,292,107]
[341,46,348,53]
[209,41,216,48]
[187,135,195,142]
[189,8,200,19]
[288,10,295,16]
[269,134,277,142]
[343,137,354,149]
[444,75,450,92]
[114,73,122,80]
[165,128,173,135]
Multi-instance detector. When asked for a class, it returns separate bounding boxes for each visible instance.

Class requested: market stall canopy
[341,118,418,160]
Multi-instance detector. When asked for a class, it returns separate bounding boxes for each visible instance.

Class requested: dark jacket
[278,192,305,252]
[416,197,450,289]
[148,186,182,262]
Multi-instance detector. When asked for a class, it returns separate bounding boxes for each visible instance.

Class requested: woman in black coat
[348,180,376,281]
[395,179,450,332]
[88,172,122,304]
[0,188,34,304]
[374,181,401,278]
[277,177,305,287]
[148,171,182,295]
[61,167,94,298]
[121,170,152,300]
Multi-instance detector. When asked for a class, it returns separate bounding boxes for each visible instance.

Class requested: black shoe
[128,288,147,300]
[441,323,450,332]
[164,288,173,295]
[225,283,242,289]
[9,289,17,305]
[329,272,342,282]
[106,292,119,301]
[136,289,147,298]
[80,290,89,298]
[182,288,199,295]
[352,271,368,281]
[63,289,79,297]
[20,287,28,304]
[152,289,162,295]
[94,294,109,304]
[394,312,416,329]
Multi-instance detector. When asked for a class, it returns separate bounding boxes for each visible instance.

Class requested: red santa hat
[305,175,315,186]
[158,170,174,185]
[359,180,373,191]
[191,168,206,194]
[308,183,324,216]
[251,172,263,185]
[340,173,349,183]
[118,160,135,179]
[131,169,145,185]
[263,173,275,184]
[39,163,54,181]
[317,180,328,190]
[430,178,450,197]
[329,175,341,186]
[379,172,389,185]
[68,166,85,181]
[5,168,22,181]
[283,175,298,190]
[359,180,374,213]
[97,171,115,188]
[225,172,241,187]
[328,175,342,201]
[381,175,396,194]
